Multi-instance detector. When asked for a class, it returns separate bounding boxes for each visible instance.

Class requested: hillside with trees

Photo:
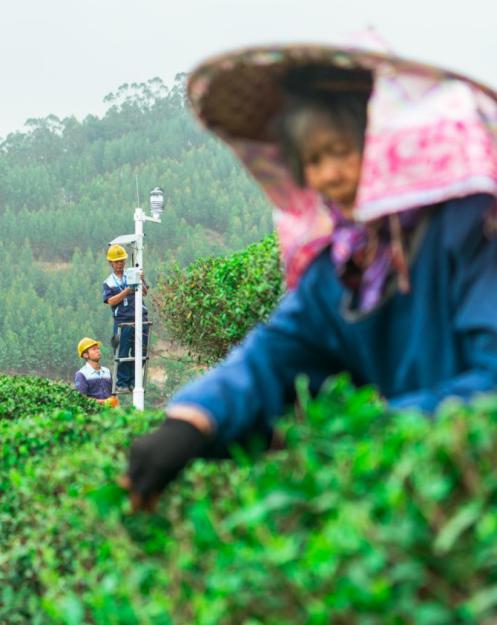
[0,75,273,379]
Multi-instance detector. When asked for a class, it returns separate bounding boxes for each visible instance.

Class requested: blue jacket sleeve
[167,259,343,443]
[390,195,497,413]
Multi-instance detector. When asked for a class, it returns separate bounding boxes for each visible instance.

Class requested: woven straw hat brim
[188,44,497,143]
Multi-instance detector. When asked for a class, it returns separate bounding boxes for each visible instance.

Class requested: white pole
[133,207,145,410]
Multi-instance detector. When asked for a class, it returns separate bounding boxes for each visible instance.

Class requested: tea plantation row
[0,374,101,421]
[2,372,497,624]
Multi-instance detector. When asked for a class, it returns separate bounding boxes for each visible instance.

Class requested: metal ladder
[111,321,153,395]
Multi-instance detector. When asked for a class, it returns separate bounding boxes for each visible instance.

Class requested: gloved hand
[121,418,210,511]
[104,395,119,408]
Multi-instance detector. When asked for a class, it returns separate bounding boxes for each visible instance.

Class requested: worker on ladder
[103,244,149,393]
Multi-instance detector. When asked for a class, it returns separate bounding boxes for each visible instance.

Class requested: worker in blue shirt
[103,244,148,392]
[74,337,113,403]
[122,44,497,511]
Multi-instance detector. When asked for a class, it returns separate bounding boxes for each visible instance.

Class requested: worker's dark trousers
[115,323,149,388]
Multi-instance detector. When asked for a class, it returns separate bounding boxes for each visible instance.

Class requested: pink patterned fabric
[357,78,497,221]
[190,46,497,288]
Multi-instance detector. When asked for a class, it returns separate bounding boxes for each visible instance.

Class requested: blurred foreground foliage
[2,373,497,624]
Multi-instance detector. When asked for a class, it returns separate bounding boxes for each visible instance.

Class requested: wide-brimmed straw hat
[188,42,497,291]
[188,44,497,143]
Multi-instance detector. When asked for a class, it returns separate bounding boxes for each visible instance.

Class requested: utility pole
[133,205,145,410]
[133,187,164,410]
[109,186,164,410]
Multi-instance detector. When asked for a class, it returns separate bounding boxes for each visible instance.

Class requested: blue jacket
[168,194,497,443]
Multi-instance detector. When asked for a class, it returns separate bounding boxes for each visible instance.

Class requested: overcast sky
[2,0,495,139]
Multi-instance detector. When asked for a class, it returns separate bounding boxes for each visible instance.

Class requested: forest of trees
[0,75,273,378]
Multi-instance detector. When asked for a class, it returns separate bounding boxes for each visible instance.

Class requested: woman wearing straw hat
[123,42,497,510]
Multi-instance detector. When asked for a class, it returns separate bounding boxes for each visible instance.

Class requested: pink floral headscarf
[189,40,497,289]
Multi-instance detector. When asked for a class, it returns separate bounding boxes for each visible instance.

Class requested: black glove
[127,418,210,498]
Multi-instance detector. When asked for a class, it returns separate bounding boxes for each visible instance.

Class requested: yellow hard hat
[77,337,102,358]
[107,244,128,262]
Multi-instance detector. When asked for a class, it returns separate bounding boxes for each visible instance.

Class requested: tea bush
[153,235,283,360]
[0,374,100,420]
[3,374,497,624]
[0,404,164,624]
